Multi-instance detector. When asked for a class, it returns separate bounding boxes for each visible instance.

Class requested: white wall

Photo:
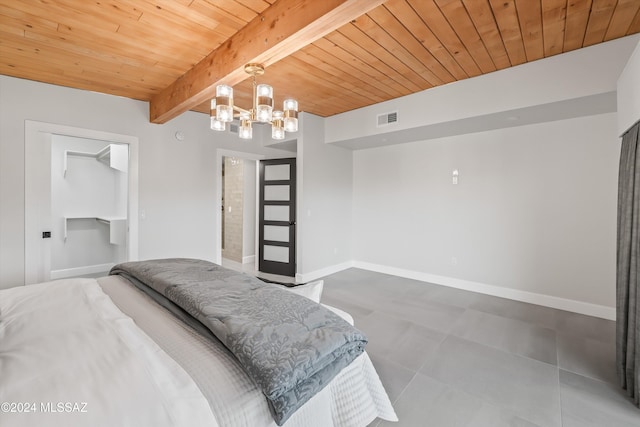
[618,39,640,135]
[296,113,353,280]
[0,75,292,289]
[243,159,256,261]
[353,113,619,315]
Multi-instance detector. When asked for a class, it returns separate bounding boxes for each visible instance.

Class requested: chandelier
[210,63,298,140]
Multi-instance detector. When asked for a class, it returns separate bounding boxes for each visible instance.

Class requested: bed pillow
[257,277,324,303]
[283,280,324,303]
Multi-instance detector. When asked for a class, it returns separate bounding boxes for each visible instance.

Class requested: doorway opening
[24,121,138,285]
[221,156,257,272]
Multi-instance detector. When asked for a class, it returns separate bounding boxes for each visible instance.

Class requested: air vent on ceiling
[229,123,239,133]
[377,111,398,127]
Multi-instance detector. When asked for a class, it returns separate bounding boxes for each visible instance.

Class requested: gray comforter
[109,258,367,425]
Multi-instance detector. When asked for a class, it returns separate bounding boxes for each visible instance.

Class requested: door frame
[215,149,264,269]
[24,120,139,285]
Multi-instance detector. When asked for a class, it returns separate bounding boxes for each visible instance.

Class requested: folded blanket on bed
[109,258,367,425]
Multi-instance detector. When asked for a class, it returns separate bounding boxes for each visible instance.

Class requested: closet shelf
[64,216,126,245]
[63,144,128,177]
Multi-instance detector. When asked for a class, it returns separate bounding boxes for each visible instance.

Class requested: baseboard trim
[50,263,115,280]
[242,255,256,264]
[296,261,354,283]
[353,261,616,321]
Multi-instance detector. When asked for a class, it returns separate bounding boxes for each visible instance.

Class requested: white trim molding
[242,255,256,264]
[296,261,354,283]
[50,263,115,280]
[353,261,616,321]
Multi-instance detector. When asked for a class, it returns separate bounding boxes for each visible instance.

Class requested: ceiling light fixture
[210,63,298,140]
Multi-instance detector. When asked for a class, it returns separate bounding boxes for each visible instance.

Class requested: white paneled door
[259,158,296,277]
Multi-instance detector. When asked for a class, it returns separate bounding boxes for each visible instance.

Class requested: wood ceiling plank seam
[15,35,188,93]
[235,58,367,110]
[45,24,196,72]
[629,4,640,32]
[139,0,225,33]
[276,57,373,108]
[20,29,158,71]
[541,0,568,56]
[119,13,225,56]
[376,2,457,83]
[406,0,483,77]
[0,43,153,99]
[563,0,593,51]
[336,23,433,92]
[319,33,416,96]
[488,0,528,65]
[337,24,437,94]
[232,0,273,14]
[514,0,544,61]
[460,0,512,69]
[189,0,251,30]
[6,2,202,70]
[604,0,640,40]
[202,0,258,23]
[0,42,83,74]
[304,42,399,102]
[372,3,457,84]
[5,1,120,33]
[56,0,144,23]
[262,69,362,114]
[290,49,391,106]
[434,0,498,73]
[582,0,618,46]
[78,69,164,93]
[384,0,469,80]
[136,0,237,41]
[34,26,188,72]
[324,30,422,94]
[350,12,442,87]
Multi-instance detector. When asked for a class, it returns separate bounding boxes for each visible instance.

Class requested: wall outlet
[451,256,458,266]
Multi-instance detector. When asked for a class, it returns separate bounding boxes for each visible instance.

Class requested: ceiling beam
[149,0,387,124]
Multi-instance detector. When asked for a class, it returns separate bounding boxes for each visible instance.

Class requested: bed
[0,258,397,427]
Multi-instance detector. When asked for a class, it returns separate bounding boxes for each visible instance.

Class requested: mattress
[97,275,397,426]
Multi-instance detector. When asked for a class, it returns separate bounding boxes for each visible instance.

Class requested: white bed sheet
[0,278,217,427]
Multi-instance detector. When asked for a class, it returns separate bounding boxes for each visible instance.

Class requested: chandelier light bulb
[215,84,233,123]
[283,98,298,132]
[239,119,252,140]
[211,117,226,131]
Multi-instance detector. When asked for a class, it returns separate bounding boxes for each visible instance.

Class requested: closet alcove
[51,135,129,278]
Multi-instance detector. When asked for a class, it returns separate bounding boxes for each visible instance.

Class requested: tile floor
[223,260,640,427]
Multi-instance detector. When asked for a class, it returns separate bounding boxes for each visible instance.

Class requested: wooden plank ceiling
[1,0,639,121]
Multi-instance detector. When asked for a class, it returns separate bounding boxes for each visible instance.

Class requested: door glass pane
[264,245,289,263]
[264,225,289,242]
[264,205,289,221]
[264,185,289,201]
[265,164,290,181]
